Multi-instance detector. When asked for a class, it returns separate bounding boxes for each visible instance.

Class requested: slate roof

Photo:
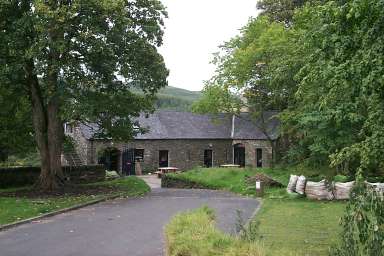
[79,111,279,140]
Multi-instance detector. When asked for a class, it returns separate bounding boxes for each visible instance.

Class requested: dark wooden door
[122,148,135,176]
[204,149,213,168]
[234,144,245,167]
[159,150,169,167]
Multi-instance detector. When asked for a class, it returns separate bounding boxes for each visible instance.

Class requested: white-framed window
[65,123,73,134]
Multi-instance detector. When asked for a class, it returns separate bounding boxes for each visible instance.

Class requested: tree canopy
[194,0,384,176]
[0,0,168,190]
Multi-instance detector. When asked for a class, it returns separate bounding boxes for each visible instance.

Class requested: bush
[161,174,213,189]
[330,182,384,256]
[165,207,264,256]
[0,167,40,188]
[0,165,105,188]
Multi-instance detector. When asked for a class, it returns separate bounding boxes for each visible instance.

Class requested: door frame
[204,149,213,168]
[233,143,245,167]
[122,148,136,176]
[159,150,169,167]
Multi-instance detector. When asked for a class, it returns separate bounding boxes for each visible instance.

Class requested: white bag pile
[286,174,384,200]
[366,182,384,195]
[287,175,298,193]
[304,180,334,200]
[334,181,355,200]
[295,175,306,195]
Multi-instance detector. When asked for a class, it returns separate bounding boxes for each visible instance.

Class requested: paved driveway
[0,188,260,256]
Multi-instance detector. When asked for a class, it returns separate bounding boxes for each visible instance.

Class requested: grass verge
[165,206,264,256]
[256,199,344,255]
[166,167,346,255]
[0,177,149,226]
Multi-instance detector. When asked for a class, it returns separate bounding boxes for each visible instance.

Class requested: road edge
[0,194,121,232]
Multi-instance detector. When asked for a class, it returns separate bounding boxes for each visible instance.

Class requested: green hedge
[0,165,105,188]
[161,174,213,189]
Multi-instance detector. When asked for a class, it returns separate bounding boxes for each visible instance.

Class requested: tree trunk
[26,60,64,191]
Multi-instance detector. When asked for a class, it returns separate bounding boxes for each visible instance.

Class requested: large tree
[0,0,168,190]
[0,86,35,161]
[285,0,384,175]
[193,17,301,164]
[257,0,311,24]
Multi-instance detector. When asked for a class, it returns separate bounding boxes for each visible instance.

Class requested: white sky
[159,0,260,92]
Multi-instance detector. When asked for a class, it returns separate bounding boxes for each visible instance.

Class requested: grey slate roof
[233,112,280,140]
[80,111,279,140]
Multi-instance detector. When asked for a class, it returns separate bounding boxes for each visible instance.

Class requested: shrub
[165,207,264,256]
[330,181,384,256]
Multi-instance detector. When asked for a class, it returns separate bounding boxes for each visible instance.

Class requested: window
[186,150,191,161]
[256,148,263,167]
[65,123,73,134]
[134,149,144,161]
[159,150,169,167]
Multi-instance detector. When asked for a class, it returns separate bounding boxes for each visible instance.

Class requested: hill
[154,86,201,111]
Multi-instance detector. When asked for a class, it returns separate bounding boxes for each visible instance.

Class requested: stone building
[63,111,279,174]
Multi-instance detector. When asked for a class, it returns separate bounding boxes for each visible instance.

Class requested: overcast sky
[159,0,260,92]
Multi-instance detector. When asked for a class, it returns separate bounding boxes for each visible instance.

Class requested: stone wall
[91,139,234,173]
[63,125,92,165]
[232,139,273,168]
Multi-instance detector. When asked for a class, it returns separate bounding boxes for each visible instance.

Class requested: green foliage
[133,86,202,111]
[0,0,168,140]
[195,0,384,176]
[330,183,384,256]
[0,86,35,160]
[257,0,316,24]
[0,153,41,167]
[165,207,264,256]
[191,84,242,114]
[284,0,384,175]
[156,86,202,102]
[201,16,299,115]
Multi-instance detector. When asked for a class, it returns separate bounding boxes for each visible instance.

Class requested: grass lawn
[256,199,344,256]
[167,167,346,255]
[166,206,264,256]
[0,177,149,226]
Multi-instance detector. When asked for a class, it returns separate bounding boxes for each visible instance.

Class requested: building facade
[64,111,279,174]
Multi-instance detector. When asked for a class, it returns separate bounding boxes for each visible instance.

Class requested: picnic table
[155,167,179,178]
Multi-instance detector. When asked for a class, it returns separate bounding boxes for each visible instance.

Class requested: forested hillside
[155,86,202,111]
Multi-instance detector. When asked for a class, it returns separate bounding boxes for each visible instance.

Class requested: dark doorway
[159,150,169,167]
[233,144,245,167]
[134,149,144,162]
[204,149,213,168]
[122,148,135,176]
[98,147,120,171]
[256,148,263,167]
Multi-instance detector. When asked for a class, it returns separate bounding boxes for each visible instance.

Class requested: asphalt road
[0,188,260,256]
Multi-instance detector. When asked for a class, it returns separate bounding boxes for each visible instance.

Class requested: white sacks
[295,175,306,195]
[334,181,354,200]
[305,180,334,200]
[287,175,298,193]
[366,182,384,195]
